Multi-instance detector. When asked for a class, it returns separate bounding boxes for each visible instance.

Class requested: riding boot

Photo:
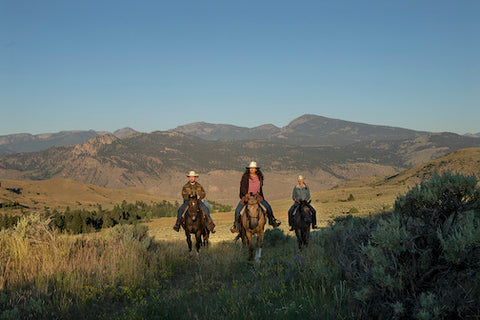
[205,215,216,233]
[230,215,241,233]
[312,211,318,229]
[173,216,182,232]
[267,210,281,228]
[173,222,180,232]
[288,211,294,231]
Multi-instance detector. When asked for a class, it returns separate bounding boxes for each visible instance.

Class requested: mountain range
[173,114,429,146]
[1,114,479,204]
[1,115,478,157]
[0,127,139,157]
[2,147,480,215]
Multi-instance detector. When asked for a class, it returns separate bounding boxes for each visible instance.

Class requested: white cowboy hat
[298,175,304,181]
[186,170,199,177]
[246,161,260,169]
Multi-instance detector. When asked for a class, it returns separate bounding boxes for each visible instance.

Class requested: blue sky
[1,0,479,136]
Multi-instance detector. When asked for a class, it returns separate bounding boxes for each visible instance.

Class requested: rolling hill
[0,177,170,214]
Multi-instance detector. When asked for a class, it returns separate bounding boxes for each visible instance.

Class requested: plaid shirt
[182,182,206,201]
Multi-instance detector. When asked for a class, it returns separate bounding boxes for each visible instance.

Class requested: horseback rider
[230,161,281,233]
[173,171,215,233]
[288,175,317,231]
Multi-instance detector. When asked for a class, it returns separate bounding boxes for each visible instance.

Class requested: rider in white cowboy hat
[173,171,215,233]
[288,175,317,230]
[230,161,281,233]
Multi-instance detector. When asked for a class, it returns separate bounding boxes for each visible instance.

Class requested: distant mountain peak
[73,134,119,156]
[113,127,139,138]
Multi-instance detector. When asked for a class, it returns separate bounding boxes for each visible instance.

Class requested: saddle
[180,200,214,231]
[239,196,266,219]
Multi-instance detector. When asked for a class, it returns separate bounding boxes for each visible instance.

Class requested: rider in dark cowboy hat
[230,161,281,233]
[173,171,215,233]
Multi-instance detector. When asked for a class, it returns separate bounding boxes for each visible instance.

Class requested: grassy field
[0,213,354,319]
[3,179,397,319]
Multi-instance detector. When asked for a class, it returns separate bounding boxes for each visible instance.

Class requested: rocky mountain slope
[1,129,479,204]
[0,128,139,156]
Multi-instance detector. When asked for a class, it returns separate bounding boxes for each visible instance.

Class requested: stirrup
[271,219,281,228]
[230,224,239,233]
[173,223,180,232]
[208,223,216,233]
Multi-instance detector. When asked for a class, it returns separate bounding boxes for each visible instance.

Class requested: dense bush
[332,171,480,319]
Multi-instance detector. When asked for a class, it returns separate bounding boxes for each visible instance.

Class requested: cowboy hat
[246,161,260,169]
[298,175,304,181]
[186,171,199,177]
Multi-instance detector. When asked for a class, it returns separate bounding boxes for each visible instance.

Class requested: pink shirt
[248,175,261,195]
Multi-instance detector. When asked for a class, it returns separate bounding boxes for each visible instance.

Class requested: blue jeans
[176,200,212,223]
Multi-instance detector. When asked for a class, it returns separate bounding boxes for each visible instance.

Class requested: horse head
[247,194,260,205]
[187,195,200,221]
[298,200,311,213]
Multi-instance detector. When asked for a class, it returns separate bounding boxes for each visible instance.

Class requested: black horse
[293,200,312,250]
[182,195,209,252]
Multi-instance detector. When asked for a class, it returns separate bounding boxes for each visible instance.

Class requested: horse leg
[295,228,302,250]
[305,228,310,247]
[246,232,254,261]
[255,231,264,263]
[186,232,192,252]
[195,231,202,253]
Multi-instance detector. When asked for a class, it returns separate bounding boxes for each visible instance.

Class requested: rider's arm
[181,184,190,201]
[196,183,206,200]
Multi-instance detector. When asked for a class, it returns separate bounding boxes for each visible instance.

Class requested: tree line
[0,199,232,234]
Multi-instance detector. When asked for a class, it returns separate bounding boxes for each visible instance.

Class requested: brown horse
[239,194,267,262]
[182,195,208,253]
[293,200,312,250]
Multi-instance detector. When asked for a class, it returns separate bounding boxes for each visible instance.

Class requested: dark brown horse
[293,200,312,250]
[239,194,267,262]
[182,195,208,253]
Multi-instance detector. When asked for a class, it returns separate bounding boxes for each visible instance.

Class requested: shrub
[263,228,290,247]
[349,207,359,214]
[337,171,480,319]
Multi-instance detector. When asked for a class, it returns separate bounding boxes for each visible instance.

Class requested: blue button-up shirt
[292,184,311,201]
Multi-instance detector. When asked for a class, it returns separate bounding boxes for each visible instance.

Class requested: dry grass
[0,178,172,214]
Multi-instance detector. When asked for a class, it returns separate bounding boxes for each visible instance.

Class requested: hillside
[0,177,170,214]
[380,147,480,186]
[1,130,479,204]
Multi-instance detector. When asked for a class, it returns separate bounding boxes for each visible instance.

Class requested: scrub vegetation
[0,171,479,319]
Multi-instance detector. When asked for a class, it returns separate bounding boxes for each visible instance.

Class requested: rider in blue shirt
[288,175,317,231]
